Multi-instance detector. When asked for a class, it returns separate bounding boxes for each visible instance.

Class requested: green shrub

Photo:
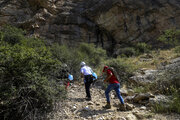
[50,43,107,79]
[152,86,180,114]
[158,29,180,47]
[77,43,107,66]
[50,44,81,79]
[0,25,25,45]
[169,87,180,113]
[117,47,136,57]
[174,46,180,56]
[156,65,180,94]
[133,82,157,93]
[152,102,170,113]
[135,42,152,54]
[0,26,66,120]
[116,43,152,57]
[106,57,137,84]
[152,60,180,113]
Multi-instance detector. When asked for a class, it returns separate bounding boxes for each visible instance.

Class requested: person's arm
[81,73,84,78]
[104,72,113,83]
[80,67,84,78]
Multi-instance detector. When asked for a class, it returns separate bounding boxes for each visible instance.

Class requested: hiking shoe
[117,104,126,111]
[85,97,91,101]
[103,103,111,109]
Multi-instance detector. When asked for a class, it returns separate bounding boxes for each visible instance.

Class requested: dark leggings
[84,75,93,98]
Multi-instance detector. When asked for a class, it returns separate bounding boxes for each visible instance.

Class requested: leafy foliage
[174,46,180,56]
[50,43,107,79]
[0,26,66,120]
[158,29,180,47]
[0,25,25,45]
[152,86,180,114]
[152,58,180,113]
[117,47,136,57]
[116,42,152,57]
[135,42,152,54]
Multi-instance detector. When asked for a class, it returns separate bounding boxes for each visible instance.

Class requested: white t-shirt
[81,66,92,75]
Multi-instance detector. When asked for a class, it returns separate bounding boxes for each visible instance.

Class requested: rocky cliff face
[0,0,179,55]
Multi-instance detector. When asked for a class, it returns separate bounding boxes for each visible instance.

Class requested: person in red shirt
[103,66,125,110]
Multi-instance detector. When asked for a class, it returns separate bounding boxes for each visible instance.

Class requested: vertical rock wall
[0,0,179,55]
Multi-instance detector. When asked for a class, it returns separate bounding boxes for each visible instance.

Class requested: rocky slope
[0,0,180,54]
[47,58,180,120]
[47,82,180,120]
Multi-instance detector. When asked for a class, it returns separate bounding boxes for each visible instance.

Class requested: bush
[133,83,155,93]
[152,86,180,114]
[50,43,107,79]
[158,29,180,47]
[106,57,137,84]
[0,26,66,120]
[117,47,136,57]
[152,60,180,113]
[155,65,180,94]
[77,43,107,66]
[135,42,152,54]
[174,46,180,56]
[50,44,80,79]
[116,43,152,57]
[0,25,25,45]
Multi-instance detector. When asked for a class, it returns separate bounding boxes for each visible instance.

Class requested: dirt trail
[49,82,180,120]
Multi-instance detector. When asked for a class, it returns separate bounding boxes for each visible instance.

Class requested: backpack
[107,67,120,81]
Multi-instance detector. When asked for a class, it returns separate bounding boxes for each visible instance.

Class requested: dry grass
[125,49,177,70]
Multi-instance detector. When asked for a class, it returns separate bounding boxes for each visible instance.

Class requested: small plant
[135,42,152,54]
[152,102,170,113]
[158,29,180,47]
[117,47,136,57]
[77,43,107,66]
[152,60,180,114]
[174,46,180,56]
[169,87,180,113]
[152,86,180,114]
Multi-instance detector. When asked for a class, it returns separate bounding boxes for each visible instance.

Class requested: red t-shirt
[106,69,119,84]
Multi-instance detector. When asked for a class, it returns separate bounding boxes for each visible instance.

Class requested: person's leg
[85,81,91,99]
[104,84,114,109]
[65,81,70,89]
[114,83,124,104]
[105,84,114,103]
[114,83,126,111]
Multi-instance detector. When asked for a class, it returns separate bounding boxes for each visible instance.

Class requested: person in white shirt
[80,62,93,101]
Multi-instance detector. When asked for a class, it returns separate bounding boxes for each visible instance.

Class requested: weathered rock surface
[156,57,180,88]
[0,0,180,54]
[129,68,158,85]
[129,57,180,87]
[149,94,171,105]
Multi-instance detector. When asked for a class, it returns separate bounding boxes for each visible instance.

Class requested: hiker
[58,64,72,89]
[102,66,126,110]
[80,62,93,101]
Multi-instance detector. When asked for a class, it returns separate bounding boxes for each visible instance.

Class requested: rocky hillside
[47,57,180,120]
[0,0,180,54]
[47,82,180,120]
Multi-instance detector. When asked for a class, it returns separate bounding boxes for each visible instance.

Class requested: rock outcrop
[0,0,179,54]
